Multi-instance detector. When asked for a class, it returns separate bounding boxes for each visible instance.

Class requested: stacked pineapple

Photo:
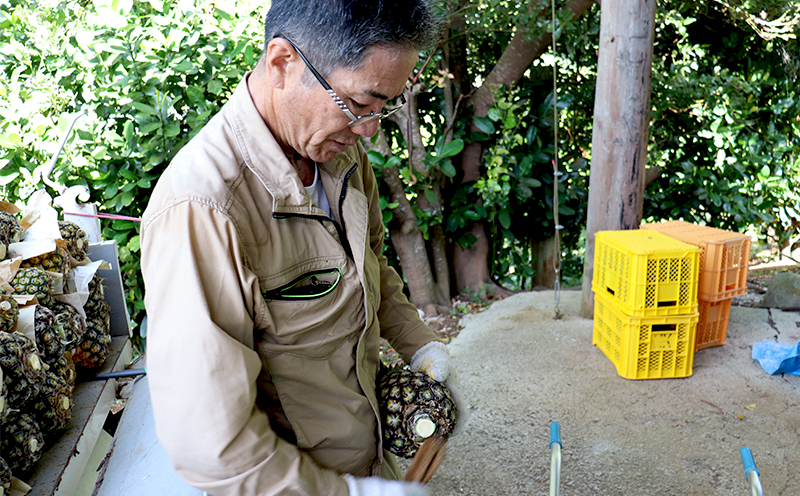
[0,209,113,480]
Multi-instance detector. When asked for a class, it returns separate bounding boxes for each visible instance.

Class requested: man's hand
[410,341,469,434]
[343,474,430,496]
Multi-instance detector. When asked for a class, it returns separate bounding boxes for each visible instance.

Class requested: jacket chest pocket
[262,267,342,300]
[258,263,365,358]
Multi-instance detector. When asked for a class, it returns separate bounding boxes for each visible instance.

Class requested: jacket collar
[227,73,357,214]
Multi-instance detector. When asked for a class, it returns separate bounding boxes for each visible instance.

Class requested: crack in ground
[767,308,781,336]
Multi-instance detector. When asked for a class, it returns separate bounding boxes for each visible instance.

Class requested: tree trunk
[453,0,597,296]
[580,0,657,318]
[368,124,450,315]
[532,236,558,288]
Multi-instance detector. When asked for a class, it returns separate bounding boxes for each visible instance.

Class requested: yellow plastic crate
[641,221,751,301]
[695,297,732,350]
[592,229,701,317]
[593,293,697,379]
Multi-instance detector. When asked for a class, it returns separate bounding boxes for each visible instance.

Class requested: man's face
[279,46,418,163]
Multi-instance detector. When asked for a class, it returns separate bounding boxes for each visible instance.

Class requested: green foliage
[0,0,265,339]
[3,0,799,318]
[645,4,800,247]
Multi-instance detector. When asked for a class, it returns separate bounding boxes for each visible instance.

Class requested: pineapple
[0,456,10,496]
[58,220,88,261]
[84,274,107,316]
[1,411,44,474]
[30,369,73,438]
[0,367,6,422]
[0,331,45,409]
[21,245,71,280]
[51,300,86,355]
[75,274,112,369]
[47,353,76,392]
[11,267,54,308]
[34,305,66,364]
[377,367,458,458]
[71,317,111,369]
[0,211,21,260]
[0,289,18,333]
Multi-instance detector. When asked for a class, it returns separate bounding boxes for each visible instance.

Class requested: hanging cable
[552,0,563,320]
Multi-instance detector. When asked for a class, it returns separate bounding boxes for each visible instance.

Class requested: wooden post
[580,0,657,318]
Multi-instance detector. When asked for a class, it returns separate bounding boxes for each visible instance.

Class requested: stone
[761,271,800,309]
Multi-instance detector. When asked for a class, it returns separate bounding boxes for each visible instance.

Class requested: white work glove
[410,341,469,435]
[343,474,430,496]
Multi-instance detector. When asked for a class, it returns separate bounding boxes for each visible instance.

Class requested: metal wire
[552,1,563,321]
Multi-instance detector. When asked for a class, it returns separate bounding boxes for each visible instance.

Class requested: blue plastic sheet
[752,340,800,376]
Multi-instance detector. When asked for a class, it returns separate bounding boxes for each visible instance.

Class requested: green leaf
[382,211,393,224]
[174,59,194,73]
[119,190,135,206]
[103,185,118,200]
[384,156,401,169]
[464,210,481,221]
[140,121,162,133]
[119,169,138,181]
[186,86,205,104]
[498,210,511,229]
[208,79,223,95]
[520,177,542,188]
[440,139,464,158]
[440,160,456,178]
[204,50,222,69]
[367,150,385,166]
[214,8,233,21]
[130,101,158,116]
[474,117,495,135]
[424,189,437,204]
[0,134,20,149]
[164,123,181,137]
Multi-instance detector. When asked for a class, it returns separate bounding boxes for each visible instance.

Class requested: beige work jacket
[141,75,437,496]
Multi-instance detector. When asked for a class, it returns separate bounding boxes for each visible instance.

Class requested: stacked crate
[641,221,750,350]
[592,229,701,379]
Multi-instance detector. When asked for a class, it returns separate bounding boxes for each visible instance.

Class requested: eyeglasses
[277,36,407,128]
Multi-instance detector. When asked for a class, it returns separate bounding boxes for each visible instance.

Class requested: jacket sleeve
[355,145,439,361]
[141,197,349,496]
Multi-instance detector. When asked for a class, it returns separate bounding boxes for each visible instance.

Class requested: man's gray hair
[263,0,442,80]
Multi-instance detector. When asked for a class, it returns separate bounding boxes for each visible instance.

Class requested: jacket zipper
[272,163,358,262]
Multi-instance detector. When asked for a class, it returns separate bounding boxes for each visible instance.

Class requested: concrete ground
[402,290,800,495]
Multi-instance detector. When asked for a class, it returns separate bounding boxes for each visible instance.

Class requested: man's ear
[264,38,296,89]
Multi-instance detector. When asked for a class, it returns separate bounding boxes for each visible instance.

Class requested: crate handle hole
[657,301,677,307]
[606,287,615,296]
[652,324,677,332]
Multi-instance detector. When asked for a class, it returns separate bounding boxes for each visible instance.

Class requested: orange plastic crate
[695,297,732,350]
[593,293,697,379]
[641,221,750,301]
[592,229,701,317]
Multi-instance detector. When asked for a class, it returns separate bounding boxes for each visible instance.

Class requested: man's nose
[350,118,381,138]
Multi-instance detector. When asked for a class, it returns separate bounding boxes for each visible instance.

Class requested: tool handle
[740,447,759,478]
[90,368,147,380]
[550,422,561,449]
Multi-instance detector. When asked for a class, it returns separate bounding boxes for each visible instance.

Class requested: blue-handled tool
[740,447,763,496]
[549,422,562,496]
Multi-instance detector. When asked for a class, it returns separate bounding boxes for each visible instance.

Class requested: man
[141,1,464,495]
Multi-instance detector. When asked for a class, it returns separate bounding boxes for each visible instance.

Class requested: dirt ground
[399,277,800,495]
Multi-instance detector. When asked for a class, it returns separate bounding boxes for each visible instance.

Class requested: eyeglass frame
[275,35,408,128]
